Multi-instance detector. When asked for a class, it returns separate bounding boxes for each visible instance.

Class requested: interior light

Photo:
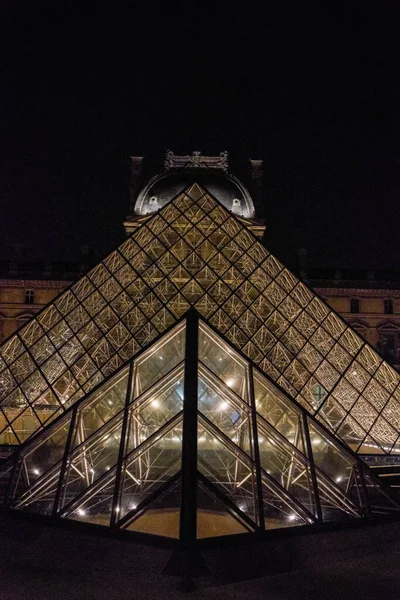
[352,370,357,376]
[130,504,137,510]
[77,509,86,516]
[33,468,40,475]
[220,401,229,411]
[151,399,160,408]
[107,400,113,406]
[115,506,120,513]
[198,435,206,443]
[312,438,321,445]
[288,514,296,521]
[225,378,235,388]
[159,356,164,360]
[335,476,343,483]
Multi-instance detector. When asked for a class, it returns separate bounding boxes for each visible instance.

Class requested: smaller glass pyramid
[1,312,399,544]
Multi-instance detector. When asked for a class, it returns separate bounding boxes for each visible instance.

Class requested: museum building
[1,152,400,576]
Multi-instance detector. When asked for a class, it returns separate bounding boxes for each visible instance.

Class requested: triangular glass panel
[198,321,248,401]
[306,418,359,494]
[65,472,115,527]
[256,415,318,518]
[124,365,184,455]
[197,419,257,524]
[12,465,61,516]
[59,414,123,510]
[253,370,306,454]
[196,476,254,539]
[71,366,129,448]
[124,477,181,539]
[198,366,253,457]
[260,470,313,530]
[118,415,183,519]
[8,413,72,502]
[133,321,185,397]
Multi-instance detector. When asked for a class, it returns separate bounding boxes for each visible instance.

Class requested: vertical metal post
[179,310,199,547]
[53,406,78,517]
[302,413,323,522]
[110,362,135,527]
[248,364,265,530]
[358,465,372,517]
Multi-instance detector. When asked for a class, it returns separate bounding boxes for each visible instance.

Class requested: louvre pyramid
[2,315,399,539]
[1,182,400,459]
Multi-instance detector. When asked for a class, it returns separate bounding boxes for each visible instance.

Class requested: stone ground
[1,513,400,599]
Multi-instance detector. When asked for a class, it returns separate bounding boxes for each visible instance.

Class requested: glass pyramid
[1,182,400,460]
[1,315,399,543]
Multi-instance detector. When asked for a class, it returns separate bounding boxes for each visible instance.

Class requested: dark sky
[1,2,399,271]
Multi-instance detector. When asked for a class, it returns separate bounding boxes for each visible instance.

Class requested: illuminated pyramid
[1,153,400,459]
[1,151,400,544]
[2,314,399,540]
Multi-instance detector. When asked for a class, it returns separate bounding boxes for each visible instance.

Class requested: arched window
[350,298,359,314]
[384,299,393,315]
[25,290,35,305]
[377,323,400,364]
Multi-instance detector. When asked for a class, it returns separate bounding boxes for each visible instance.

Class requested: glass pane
[198,322,248,401]
[261,471,311,529]
[257,417,317,516]
[197,480,253,539]
[254,371,305,453]
[134,321,185,396]
[197,421,257,524]
[11,414,71,498]
[13,467,61,516]
[316,472,360,522]
[72,366,129,448]
[125,480,181,539]
[198,367,253,457]
[125,366,184,455]
[60,417,123,509]
[307,418,357,493]
[119,419,182,519]
[67,474,115,527]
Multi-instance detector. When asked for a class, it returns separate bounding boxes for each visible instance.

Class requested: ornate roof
[133,151,256,219]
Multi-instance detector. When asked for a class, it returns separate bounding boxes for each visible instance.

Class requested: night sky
[1,2,399,272]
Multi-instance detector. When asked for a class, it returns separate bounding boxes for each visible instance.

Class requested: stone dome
[134,169,255,218]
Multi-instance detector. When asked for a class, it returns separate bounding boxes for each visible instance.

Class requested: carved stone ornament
[164,150,229,172]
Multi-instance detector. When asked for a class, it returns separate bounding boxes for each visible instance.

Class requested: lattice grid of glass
[1,318,399,542]
[1,183,400,455]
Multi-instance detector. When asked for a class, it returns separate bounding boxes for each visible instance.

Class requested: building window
[350,298,359,313]
[25,290,35,305]
[384,299,393,314]
[377,326,400,364]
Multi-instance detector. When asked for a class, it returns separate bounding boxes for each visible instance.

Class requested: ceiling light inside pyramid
[1,150,400,462]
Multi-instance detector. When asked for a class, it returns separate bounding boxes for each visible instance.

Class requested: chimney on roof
[249,159,263,217]
[129,157,144,213]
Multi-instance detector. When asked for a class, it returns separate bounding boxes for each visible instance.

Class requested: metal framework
[1,183,400,458]
[1,314,399,543]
